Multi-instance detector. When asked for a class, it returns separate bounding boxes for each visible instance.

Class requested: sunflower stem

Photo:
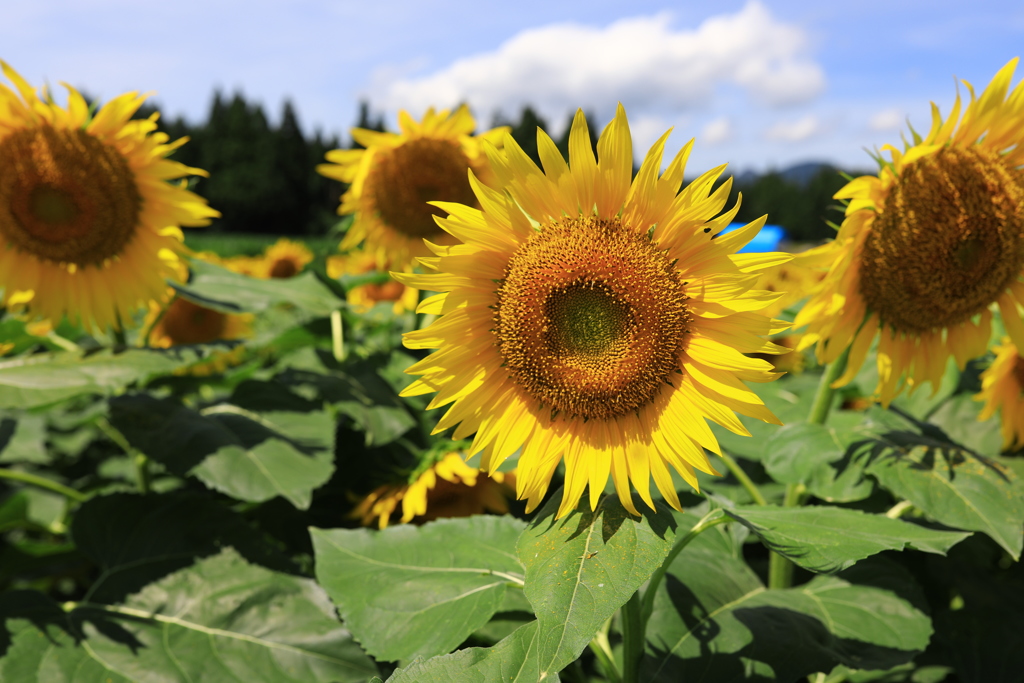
[97,419,150,494]
[718,450,767,505]
[330,310,345,362]
[767,482,806,589]
[638,508,729,633]
[0,468,88,503]
[620,591,644,683]
[588,617,621,683]
[807,346,850,426]
[767,345,852,589]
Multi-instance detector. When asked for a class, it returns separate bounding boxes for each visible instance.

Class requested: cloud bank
[373,1,825,123]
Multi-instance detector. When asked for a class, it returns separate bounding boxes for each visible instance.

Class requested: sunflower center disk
[161,298,228,345]
[0,125,141,266]
[494,217,691,421]
[365,138,477,239]
[860,146,1024,332]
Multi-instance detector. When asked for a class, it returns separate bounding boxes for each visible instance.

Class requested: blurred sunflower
[145,296,251,348]
[145,254,252,348]
[327,249,418,314]
[352,452,516,529]
[0,63,218,331]
[751,244,832,374]
[796,59,1024,405]
[397,105,789,518]
[260,237,312,278]
[317,106,508,270]
[976,338,1024,451]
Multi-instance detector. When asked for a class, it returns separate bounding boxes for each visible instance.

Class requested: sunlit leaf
[726,505,971,573]
[311,516,526,662]
[0,550,377,682]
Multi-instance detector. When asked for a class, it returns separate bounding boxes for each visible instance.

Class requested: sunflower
[259,237,313,279]
[145,254,252,348]
[317,106,508,270]
[396,105,789,518]
[976,338,1024,451]
[352,452,516,529]
[326,249,418,314]
[0,63,218,331]
[795,59,1024,405]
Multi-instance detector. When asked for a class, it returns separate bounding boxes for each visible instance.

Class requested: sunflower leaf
[70,491,294,604]
[642,546,934,682]
[517,494,680,676]
[311,516,528,663]
[762,422,875,503]
[859,429,1024,559]
[385,621,555,683]
[174,258,342,317]
[0,549,377,683]
[108,395,335,509]
[0,349,200,410]
[725,505,971,573]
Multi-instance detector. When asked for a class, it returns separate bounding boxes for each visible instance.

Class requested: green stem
[885,500,914,519]
[767,483,806,589]
[588,617,621,683]
[330,309,345,362]
[622,509,730,681]
[766,347,852,589]
[807,346,850,426]
[97,419,150,494]
[640,509,729,625]
[620,591,644,683]
[0,468,87,503]
[719,450,767,505]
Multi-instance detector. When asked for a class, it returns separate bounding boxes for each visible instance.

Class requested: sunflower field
[1,56,1023,683]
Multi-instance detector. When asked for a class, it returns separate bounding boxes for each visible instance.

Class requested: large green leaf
[518,494,680,676]
[0,550,377,682]
[726,505,971,573]
[175,258,341,317]
[0,414,47,464]
[311,516,527,662]
[643,533,934,682]
[861,429,1024,559]
[386,622,555,683]
[71,491,293,604]
[762,422,874,503]
[109,395,335,509]
[926,394,1002,456]
[0,349,197,410]
[280,363,415,447]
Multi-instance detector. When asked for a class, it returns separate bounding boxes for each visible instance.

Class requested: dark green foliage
[729,165,858,242]
[159,92,344,236]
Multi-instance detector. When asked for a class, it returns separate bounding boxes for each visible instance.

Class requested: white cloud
[869,107,905,131]
[702,117,733,145]
[764,115,821,142]
[372,1,825,123]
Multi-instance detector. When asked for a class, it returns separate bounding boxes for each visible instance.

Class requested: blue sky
[3,0,1023,175]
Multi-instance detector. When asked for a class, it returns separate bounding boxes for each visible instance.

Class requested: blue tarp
[720,223,785,253]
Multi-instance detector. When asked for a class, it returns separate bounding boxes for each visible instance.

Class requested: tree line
[141,92,857,242]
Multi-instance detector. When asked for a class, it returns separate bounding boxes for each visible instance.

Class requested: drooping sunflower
[352,452,516,529]
[259,237,313,279]
[317,106,508,270]
[326,249,418,314]
[976,338,1024,451]
[0,63,218,331]
[397,105,789,518]
[795,59,1024,405]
